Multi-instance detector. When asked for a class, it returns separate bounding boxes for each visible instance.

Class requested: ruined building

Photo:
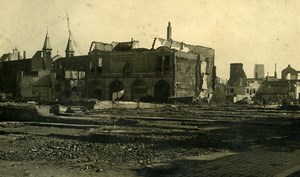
[254,64,264,79]
[53,22,215,102]
[225,63,300,103]
[0,47,23,61]
[0,23,216,102]
[281,64,300,80]
[0,32,55,100]
[226,63,263,103]
[257,64,300,102]
[227,63,247,87]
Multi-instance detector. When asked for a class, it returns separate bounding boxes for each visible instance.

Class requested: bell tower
[42,31,52,58]
[65,35,75,57]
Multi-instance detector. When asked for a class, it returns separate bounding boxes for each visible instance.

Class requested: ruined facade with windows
[0,32,55,100]
[256,64,300,102]
[52,23,215,102]
[0,23,216,102]
[226,63,263,103]
[225,63,300,103]
[54,41,215,102]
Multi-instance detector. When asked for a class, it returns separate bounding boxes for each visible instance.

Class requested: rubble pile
[0,133,214,168]
[1,104,297,176]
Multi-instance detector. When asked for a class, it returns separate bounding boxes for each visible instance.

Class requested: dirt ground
[0,104,300,177]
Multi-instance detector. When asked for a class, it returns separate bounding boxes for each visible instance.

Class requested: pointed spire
[65,35,75,57]
[42,30,52,51]
[65,36,74,52]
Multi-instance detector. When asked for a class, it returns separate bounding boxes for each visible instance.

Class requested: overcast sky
[0,0,300,79]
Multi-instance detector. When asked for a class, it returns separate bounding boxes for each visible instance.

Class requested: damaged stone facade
[152,37,215,98]
[0,23,216,102]
[52,38,215,102]
[54,44,176,102]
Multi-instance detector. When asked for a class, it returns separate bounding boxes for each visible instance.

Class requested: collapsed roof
[89,40,139,52]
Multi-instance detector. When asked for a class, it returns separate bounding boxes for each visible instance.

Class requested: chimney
[167,22,172,40]
[18,52,21,60]
[274,63,277,78]
[23,51,26,59]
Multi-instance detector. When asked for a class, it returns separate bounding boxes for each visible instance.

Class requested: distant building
[0,32,55,100]
[265,65,279,81]
[256,64,300,103]
[226,63,245,102]
[281,64,300,80]
[227,63,247,87]
[244,78,262,100]
[266,76,279,81]
[226,63,264,103]
[254,64,264,79]
[295,81,300,100]
[226,78,262,103]
[257,81,291,102]
[1,47,23,61]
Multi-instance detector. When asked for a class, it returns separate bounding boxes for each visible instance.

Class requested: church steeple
[42,31,52,58]
[65,35,75,57]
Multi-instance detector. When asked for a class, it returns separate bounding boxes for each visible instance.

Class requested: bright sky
[0,0,300,79]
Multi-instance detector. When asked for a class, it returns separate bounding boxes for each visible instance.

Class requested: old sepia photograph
[0,0,300,176]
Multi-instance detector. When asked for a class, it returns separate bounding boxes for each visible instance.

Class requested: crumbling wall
[21,70,54,100]
[295,82,300,99]
[108,52,152,74]
[20,75,35,98]
[152,38,215,96]
[174,52,198,97]
[0,104,39,121]
[31,51,44,71]
[89,42,113,52]
[228,63,247,87]
[191,46,215,96]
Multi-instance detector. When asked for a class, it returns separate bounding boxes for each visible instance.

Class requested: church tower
[42,31,52,58]
[65,35,75,57]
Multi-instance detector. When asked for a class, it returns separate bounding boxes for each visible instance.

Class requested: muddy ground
[0,104,300,176]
